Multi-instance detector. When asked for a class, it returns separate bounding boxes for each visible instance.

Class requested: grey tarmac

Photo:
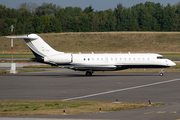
[0,71,180,120]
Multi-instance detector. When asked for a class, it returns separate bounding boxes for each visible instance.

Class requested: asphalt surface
[0,71,180,120]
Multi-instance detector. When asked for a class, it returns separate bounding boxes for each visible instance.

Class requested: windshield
[157,56,166,59]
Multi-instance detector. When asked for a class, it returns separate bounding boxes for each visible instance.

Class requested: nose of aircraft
[169,60,176,67]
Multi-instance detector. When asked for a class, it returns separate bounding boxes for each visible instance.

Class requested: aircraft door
[105,57,108,63]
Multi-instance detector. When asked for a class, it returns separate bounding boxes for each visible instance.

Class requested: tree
[173,13,180,31]
[35,2,61,16]
[161,4,175,31]
[2,23,10,35]
[114,3,124,31]
[105,9,116,31]
[55,8,65,32]
[49,15,62,32]
[84,5,94,14]
[32,15,42,33]
[17,2,38,13]
[16,21,24,34]
[40,15,50,33]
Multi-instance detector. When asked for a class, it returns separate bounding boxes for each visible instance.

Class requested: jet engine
[44,54,72,64]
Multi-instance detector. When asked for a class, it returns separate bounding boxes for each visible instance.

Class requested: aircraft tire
[86,71,92,76]
[159,72,163,76]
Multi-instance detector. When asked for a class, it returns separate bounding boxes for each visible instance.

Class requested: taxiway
[0,71,180,120]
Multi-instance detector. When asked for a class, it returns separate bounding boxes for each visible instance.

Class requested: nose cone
[169,61,176,67]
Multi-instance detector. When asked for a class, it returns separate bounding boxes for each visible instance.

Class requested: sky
[0,0,180,11]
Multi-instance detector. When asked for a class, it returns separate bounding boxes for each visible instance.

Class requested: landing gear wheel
[159,72,163,76]
[85,71,93,76]
[159,69,164,77]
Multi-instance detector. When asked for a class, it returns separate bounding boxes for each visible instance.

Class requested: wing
[61,65,117,71]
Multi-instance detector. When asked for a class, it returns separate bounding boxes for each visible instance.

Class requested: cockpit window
[157,56,166,59]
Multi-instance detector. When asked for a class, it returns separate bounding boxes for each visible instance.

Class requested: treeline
[1,2,180,36]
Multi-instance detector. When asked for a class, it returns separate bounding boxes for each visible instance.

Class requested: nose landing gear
[159,69,164,76]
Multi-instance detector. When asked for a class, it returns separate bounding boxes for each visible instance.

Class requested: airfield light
[149,100,151,106]
[99,108,101,112]
[63,110,66,114]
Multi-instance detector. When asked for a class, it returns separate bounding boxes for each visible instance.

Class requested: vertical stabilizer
[24,34,62,57]
[7,34,63,58]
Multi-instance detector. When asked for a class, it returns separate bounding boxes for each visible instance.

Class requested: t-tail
[6,34,71,65]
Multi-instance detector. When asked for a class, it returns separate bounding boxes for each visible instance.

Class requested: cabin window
[133,58,135,61]
[115,58,117,61]
[84,58,86,61]
[138,58,140,61]
[129,58,131,61]
[97,58,99,61]
[124,58,126,61]
[143,58,145,61]
[120,58,122,61]
[101,58,103,61]
[111,58,113,61]
[148,58,150,61]
[106,58,108,61]
[157,56,166,59]
[92,58,94,61]
[88,58,90,61]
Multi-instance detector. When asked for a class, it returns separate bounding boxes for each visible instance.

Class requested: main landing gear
[85,70,93,76]
[159,69,164,76]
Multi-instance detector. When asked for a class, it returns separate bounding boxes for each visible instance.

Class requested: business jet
[7,34,176,76]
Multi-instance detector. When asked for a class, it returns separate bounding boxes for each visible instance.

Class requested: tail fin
[7,34,63,58]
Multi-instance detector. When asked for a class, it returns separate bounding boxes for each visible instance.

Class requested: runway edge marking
[62,78,180,101]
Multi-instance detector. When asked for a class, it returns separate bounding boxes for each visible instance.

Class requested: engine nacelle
[44,54,72,64]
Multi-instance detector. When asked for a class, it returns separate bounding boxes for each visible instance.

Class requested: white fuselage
[44,53,176,71]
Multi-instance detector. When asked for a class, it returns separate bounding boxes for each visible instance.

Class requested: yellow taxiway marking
[145,111,177,115]
[169,111,177,114]
[144,111,155,114]
[156,111,166,113]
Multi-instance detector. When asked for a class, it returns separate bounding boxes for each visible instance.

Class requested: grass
[0,70,6,75]
[160,53,180,58]
[23,65,59,68]
[0,54,34,58]
[172,62,180,68]
[0,100,164,116]
[1,32,180,54]
[0,59,32,63]
[0,69,45,75]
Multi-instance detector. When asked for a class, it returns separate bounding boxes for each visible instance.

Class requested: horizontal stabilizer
[6,36,38,40]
